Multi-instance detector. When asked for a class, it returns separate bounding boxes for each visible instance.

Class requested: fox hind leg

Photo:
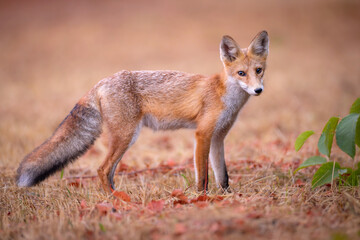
[97,147,126,192]
[97,86,142,192]
[97,126,139,192]
[97,116,141,192]
[108,123,141,190]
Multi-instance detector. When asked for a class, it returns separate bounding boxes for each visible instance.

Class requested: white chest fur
[214,78,250,136]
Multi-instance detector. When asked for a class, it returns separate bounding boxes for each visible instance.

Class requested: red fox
[17,31,269,192]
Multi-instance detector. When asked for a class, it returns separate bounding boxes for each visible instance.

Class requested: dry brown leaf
[112,190,131,202]
[147,200,165,212]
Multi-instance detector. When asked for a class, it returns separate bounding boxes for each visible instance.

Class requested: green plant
[294,98,360,188]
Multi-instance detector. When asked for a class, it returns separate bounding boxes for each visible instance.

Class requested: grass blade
[99,223,106,232]
[180,173,189,187]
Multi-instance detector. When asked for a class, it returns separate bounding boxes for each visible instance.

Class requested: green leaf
[349,98,360,114]
[312,162,341,188]
[60,169,64,180]
[356,115,360,148]
[295,130,314,151]
[345,162,360,186]
[317,117,339,157]
[346,170,359,186]
[336,113,360,159]
[294,156,327,174]
[349,98,360,148]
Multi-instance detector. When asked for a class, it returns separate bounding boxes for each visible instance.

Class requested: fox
[16,31,269,193]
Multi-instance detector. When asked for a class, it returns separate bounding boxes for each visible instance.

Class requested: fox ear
[248,31,269,58]
[220,35,241,62]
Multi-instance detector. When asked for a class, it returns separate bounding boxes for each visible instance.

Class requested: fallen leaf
[190,195,210,203]
[174,200,189,205]
[212,195,224,202]
[112,190,131,202]
[171,189,189,203]
[171,189,183,197]
[147,200,165,212]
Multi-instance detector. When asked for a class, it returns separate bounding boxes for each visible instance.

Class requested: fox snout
[245,85,264,96]
[238,80,264,96]
[254,87,263,95]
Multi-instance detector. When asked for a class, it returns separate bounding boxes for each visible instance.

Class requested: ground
[0,0,360,239]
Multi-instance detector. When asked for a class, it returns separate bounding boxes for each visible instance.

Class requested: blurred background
[0,0,359,172]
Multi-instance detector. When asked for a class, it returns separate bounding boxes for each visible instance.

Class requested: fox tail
[16,101,102,187]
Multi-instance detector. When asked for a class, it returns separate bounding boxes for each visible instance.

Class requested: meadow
[1,0,359,239]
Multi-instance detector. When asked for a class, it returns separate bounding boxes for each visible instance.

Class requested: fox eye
[256,68,262,74]
[238,71,246,77]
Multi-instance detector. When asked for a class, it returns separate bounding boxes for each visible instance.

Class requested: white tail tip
[17,173,33,187]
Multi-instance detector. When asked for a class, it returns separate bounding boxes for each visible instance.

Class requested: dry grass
[1,0,360,239]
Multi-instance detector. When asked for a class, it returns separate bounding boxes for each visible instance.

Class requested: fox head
[220,31,269,96]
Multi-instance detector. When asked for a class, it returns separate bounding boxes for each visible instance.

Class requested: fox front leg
[194,127,214,192]
[210,136,230,191]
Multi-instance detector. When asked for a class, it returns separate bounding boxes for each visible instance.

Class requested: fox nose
[254,88,263,94]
